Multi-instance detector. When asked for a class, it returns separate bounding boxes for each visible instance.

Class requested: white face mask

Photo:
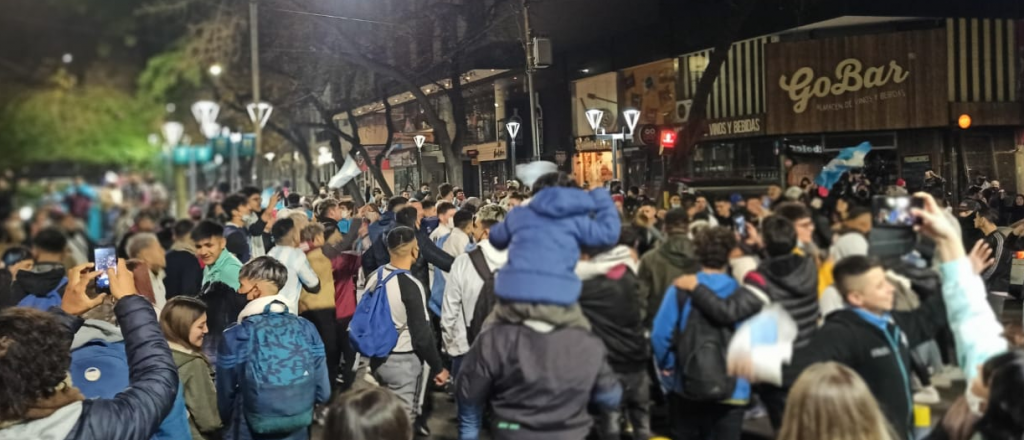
[671,203,681,209]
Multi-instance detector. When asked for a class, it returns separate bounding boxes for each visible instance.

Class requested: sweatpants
[598,369,651,440]
[374,353,430,422]
[670,395,744,440]
[300,308,340,395]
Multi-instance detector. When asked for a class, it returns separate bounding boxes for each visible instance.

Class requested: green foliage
[0,72,162,167]
[137,44,203,102]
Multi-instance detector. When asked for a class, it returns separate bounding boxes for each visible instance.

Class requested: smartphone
[734,216,748,239]
[871,196,924,228]
[93,247,117,291]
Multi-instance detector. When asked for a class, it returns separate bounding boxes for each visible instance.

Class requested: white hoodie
[440,239,508,357]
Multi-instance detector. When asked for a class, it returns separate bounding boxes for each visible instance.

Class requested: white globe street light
[585,109,604,134]
[209,64,223,76]
[161,122,184,147]
[191,101,220,138]
[264,152,276,162]
[247,102,274,129]
[506,118,522,171]
[623,109,641,137]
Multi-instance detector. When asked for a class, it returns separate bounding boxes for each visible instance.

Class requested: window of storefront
[464,91,497,145]
[691,139,779,183]
[480,161,509,200]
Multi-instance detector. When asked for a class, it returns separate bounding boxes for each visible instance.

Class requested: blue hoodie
[489,187,620,306]
[651,272,750,403]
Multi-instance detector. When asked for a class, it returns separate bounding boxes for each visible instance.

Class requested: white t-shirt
[267,245,320,314]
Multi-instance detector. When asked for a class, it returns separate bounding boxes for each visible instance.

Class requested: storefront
[571,72,621,188]
[462,141,508,200]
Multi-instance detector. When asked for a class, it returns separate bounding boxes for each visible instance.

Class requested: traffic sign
[639,124,659,146]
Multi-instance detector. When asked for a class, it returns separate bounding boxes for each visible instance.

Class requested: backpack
[16,277,67,311]
[350,267,408,358]
[428,233,452,316]
[70,339,130,398]
[240,300,322,434]
[71,337,192,440]
[672,287,736,402]
[465,248,497,345]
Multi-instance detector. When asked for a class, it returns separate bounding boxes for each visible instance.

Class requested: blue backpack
[240,300,322,435]
[350,268,408,358]
[428,234,451,316]
[17,277,67,311]
[71,337,192,440]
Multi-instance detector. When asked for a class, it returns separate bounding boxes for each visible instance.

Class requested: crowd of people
[0,165,1022,440]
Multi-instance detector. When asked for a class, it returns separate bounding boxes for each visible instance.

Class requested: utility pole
[523,0,540,162]
[250,0,262,186]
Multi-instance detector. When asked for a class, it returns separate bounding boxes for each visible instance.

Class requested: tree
[0,70,160,169]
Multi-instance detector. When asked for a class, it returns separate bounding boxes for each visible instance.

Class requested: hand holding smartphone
[871,195,925,228]
[93,247,117,292]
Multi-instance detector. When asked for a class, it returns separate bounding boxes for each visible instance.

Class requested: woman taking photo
[778,362,895,440]
[160,296,222,440]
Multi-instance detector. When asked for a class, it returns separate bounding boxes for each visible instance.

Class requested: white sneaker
[913,386,941,405]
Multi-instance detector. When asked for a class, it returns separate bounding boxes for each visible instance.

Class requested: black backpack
[673,287,736,401]
[465,247,497,345]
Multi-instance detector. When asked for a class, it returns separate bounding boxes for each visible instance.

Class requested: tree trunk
[445,63,468,189]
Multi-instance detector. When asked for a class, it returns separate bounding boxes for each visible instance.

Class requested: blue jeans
[452,356,484,440]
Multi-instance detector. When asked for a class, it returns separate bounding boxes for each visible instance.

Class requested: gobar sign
[766,29,947,134]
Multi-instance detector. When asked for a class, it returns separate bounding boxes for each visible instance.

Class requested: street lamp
[209,64,223,76]
[161,121,184,216]
[264,152,276,162]
[191,101,221,201]
[506,117,521,172]
[414,135,426,188]
[247,102,273,186]
[585,108,641,180]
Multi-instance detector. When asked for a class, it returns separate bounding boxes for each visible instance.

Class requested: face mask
[671,203,681,209]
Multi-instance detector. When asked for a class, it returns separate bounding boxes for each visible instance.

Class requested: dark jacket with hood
[638,232,699,326]
[756,253,820,347]
[783,290,947,440]
[1,263,67,309]
[456,303,622,440]
[576,245,649,373]
[489,187,620,306]
[0,296,179,440]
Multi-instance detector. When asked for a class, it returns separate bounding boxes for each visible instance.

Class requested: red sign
[660,129,677,149]
[639,124,659,146]
[465,149,479,159]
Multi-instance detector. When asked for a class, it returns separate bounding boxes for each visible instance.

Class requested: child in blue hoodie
[455,174,624,440]
[651,226,751,440]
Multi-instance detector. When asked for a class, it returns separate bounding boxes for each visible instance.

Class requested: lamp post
[248,102,273,185]
[264,152,276,182]
[414,135,426,189]
[585,108,641,181]
[192,101,220,204]
[506,118,522,174]
[230,132,243,191]
[162,121,185,217]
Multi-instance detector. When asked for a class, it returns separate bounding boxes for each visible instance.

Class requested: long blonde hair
[778,362,896,440]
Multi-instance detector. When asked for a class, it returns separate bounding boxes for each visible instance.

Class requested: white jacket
[440,240,508,357]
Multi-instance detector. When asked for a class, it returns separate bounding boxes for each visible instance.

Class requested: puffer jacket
[638,233,699,326]
[457,303,622,440]
[0,296,179,440]
[577,246,649,373]
[755,253,820,347]
[489,187,620,306]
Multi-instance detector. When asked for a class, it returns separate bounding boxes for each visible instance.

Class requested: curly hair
[0,308,73,421]
[693,226,737,270]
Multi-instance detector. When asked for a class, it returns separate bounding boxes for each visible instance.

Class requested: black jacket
[783,292,948,440]
[456,322,621,440]
[164,250,202,299]
[2,264,67,309]
[578,265,649,373]
[757,254,820,347]
[362,229,454,290]
[44,296,179,440]
[982,230,1012,293]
